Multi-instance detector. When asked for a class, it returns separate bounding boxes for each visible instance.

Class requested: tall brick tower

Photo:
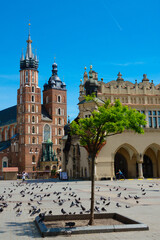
[43,61,67,162]
[17,25,42,172]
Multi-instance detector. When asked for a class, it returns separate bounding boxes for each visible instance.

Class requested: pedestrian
[116,169,125,180]
[22,172,26,182]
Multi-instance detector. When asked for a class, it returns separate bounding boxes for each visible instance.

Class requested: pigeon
[116,203,121,207]
[105,202,110,206]
[101,207,107,212]
[61,208,66,214]
[125,205,131,208]
[38,213,45,222]
[65,222,75,227]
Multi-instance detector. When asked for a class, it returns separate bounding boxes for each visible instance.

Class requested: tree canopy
[70,98,146,156]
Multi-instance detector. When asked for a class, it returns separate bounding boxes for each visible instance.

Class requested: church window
[32,105,35,112]
[28,126,30,134]
[32,155,35,163]
[32,126,35,134]
[35,148,38,153]
[58,128,61,135]
[32,72,34,83]
[58,108,61,115]
[46,96,49,103]
[37,126,39,134]
[32,86,35,92]
[25,71,28,83]
[31,95,35,102]
[58,118,61,125]
[28,115,30,123]
[44,124,51,142]
[32,137,35,144]
[32,116,35,123]
[28,105,30,112]
[58,95,61,103]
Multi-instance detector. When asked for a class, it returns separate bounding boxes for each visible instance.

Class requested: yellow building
[62,66,160,180]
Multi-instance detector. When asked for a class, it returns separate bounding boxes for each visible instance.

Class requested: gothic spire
[26,22,33,59]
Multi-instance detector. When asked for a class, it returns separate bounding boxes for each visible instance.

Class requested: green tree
[70,97,146,225]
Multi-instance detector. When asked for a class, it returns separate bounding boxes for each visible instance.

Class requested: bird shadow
[6,221,41,238]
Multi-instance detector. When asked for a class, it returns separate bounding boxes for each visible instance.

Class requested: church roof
[41,105,52,121]
[0,104,52,128]
[0,105,17,127]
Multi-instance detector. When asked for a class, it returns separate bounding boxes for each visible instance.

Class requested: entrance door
[114,153,128,178]
[143,155,153,178]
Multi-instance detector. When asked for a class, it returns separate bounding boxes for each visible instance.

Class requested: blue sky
[0,0,160,120]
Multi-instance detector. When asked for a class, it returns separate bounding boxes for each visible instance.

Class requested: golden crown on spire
[90,65,93,69]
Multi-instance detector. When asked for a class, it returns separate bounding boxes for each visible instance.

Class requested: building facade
[0,30,67,174]
[62,66,160,180]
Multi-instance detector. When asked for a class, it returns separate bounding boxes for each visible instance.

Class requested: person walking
[22,172,26,182]
[116,169,125,180]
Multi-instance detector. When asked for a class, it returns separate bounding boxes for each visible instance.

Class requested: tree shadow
[6,221,41,238]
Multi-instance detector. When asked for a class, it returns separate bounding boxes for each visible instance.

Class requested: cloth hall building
[0,30,67,174]
[62,66,160,180]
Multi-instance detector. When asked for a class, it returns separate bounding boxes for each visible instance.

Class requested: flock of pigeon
[0,180,159,221]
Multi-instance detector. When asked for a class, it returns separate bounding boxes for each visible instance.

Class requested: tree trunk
[88,155,95,225]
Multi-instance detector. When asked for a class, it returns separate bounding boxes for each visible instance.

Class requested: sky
[0,0,160,120]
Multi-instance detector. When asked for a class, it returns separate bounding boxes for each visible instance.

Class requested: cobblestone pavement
[0,179,160,240]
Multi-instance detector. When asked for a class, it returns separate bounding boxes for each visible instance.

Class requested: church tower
[43,61,67,159]
[17,25,42,172]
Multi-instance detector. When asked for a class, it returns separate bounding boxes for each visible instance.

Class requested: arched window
[44,124,51,142]
[32,155,35,163]
[32,96,35,102]
[32,72,34,83]
[32,105,35,112]
[58,108,61,115]
[32,116,35,123]
[32,137,35,144]
[58,128,61,135]
[33,166,35,171]
[58,118,61,124]
[46,96,49,103]
[58,96,61,103]
[32,126,35,134]
[25,71,28,83]
[32,86,35,92]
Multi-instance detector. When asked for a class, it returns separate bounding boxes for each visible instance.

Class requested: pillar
[137,154,144,179]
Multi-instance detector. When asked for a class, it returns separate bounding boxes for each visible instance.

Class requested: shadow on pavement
[6,221,41,238]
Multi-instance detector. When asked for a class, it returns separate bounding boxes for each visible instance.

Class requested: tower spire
[26,22,33,59]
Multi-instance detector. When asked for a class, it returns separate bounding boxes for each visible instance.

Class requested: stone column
[137,154,144,179]
[111,153,115,181]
